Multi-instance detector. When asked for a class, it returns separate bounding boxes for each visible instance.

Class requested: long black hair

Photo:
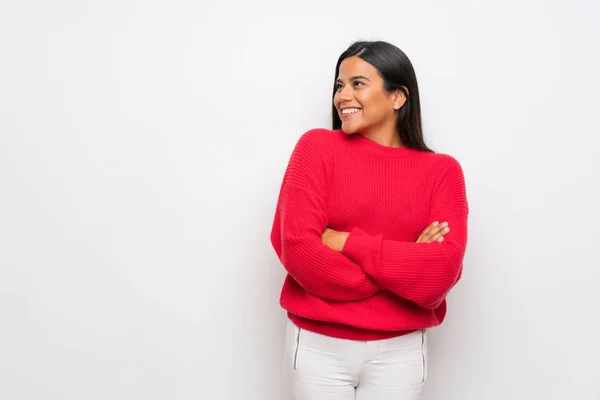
[332,40,433,152]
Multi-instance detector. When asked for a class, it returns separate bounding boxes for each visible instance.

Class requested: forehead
[337,56,380,79]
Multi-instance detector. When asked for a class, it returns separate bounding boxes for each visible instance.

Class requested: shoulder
[419,151,465,175]
[284,129,338,181]
[297,128,342,146]
[415,152,467,195]
[427,154,467,204]
[291,128,343,157]
[287,128,337,166]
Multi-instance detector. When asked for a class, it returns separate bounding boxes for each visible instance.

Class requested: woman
[270,40,468,399]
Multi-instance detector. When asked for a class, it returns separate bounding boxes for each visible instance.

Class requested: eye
[354,81,365,87]
[335,83,343,90]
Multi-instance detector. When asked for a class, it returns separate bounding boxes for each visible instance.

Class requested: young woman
[270,40,469,399]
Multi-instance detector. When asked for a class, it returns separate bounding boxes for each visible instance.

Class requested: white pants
[283,320,428,400]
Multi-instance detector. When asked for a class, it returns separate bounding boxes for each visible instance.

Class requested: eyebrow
[336,75,371,83]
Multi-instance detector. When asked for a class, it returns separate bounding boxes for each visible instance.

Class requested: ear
[393,87,409,110]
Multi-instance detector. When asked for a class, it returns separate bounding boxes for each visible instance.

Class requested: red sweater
[270,128,469,340]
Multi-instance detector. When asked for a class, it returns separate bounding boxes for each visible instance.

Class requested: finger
[417,221,439,242]
[423,221,447,242]
[429,226,450,243]
[422,224,444,242]
[424,223,449,242]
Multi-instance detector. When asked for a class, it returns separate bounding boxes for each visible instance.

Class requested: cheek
[333,93,341,110]
[357,91,376,109]
[362,94,391,117]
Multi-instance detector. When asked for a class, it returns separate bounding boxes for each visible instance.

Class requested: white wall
[1,1,599,399]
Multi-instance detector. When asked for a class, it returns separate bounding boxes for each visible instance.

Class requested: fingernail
[432,221,439,226]
[444,227,450,233]
[442,222,448,227]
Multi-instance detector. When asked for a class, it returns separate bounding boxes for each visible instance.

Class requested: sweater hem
[287,312,418,341]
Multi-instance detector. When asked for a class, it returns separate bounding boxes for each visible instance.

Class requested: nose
[338,85,353,104]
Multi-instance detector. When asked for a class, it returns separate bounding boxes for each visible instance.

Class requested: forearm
[271,185,381,301]
[342,212,468,309]
[275,234,381,301]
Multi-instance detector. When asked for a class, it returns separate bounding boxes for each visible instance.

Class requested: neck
[359,121,403,148]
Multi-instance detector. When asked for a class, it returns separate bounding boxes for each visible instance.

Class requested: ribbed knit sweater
[270,128,469,340]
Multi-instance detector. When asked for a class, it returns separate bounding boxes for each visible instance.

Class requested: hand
[416,221,450,243]
[322,228,350,252]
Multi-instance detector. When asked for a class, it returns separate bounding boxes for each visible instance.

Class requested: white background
[1,1,599,399]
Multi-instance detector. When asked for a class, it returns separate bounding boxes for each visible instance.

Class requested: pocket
[420,329,428,384]
[292,325,302,372]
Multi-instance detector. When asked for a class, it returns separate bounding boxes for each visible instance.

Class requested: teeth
[342,108,360,114]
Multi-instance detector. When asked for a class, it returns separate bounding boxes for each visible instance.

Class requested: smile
[341,108,361,115]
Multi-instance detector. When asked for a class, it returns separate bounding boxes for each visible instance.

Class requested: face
[333,56,405,135]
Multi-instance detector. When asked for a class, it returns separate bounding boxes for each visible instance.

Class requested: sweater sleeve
[341,157,469,309]
[270,130,381,301]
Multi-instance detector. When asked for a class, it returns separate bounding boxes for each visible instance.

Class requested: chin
[341,124,360,135]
